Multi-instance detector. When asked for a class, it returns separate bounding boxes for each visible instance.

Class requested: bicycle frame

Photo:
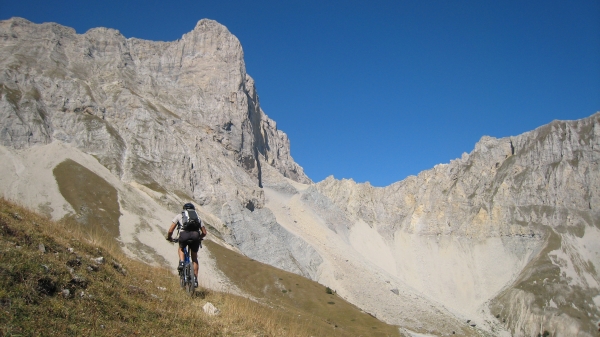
[180,245,194,295]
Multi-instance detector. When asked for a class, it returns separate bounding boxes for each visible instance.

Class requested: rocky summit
[0,17,309,202]
[1,17,599,337]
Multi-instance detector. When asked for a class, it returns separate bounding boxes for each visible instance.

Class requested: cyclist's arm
[200,225,207,239]
[166,222,177,240]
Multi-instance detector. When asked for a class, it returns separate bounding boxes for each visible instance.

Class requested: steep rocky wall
[0,17,310,213]
[316,114,599,238]
[315,113,600,336]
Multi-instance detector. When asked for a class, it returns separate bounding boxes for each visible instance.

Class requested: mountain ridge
[0,16,309,194]
[1,17,599,337]
[312,112,600,335]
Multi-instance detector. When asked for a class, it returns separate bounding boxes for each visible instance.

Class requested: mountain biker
[166,203,207,288]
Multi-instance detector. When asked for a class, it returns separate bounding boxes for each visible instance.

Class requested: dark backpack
[181,209,201,231]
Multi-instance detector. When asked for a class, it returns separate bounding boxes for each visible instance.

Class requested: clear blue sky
[2,1,599,186]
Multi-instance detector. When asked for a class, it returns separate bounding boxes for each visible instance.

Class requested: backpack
[181,209,201,231]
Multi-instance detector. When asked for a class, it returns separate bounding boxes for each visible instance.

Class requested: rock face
[314,114,600,336]
[220,200,322,279]
[1,17,599,337]
[0,17,309,212]
[316,117,599,238]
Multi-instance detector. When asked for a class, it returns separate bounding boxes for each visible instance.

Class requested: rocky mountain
[0,17,320,278]
[313,115,600,336]
[0,17,309,201]
[1,17,598,337]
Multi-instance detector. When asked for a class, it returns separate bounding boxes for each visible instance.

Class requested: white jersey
[172,213,205,230]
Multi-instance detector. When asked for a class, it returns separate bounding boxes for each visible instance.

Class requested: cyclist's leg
[178,246,185,261]
[188,231,201,282]
[178,232,191,259]
[177,232,189,270]
[191,251,199,278]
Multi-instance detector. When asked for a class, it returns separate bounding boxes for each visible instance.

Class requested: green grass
[53,159,121,239]
[0,198,217,336]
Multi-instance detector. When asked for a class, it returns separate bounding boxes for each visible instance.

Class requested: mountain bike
[169,229,197,296]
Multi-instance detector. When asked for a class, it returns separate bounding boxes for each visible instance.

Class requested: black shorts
[178,230,201,252]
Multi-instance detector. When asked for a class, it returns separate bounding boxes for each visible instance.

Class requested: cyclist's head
[183,203,195,210]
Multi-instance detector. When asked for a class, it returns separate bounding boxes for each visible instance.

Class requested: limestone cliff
[0,17,310,213]
[315,113,600,336]
[316,114,599,239]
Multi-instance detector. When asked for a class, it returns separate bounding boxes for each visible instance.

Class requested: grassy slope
[206,241,401,337]
[0,198,402,336]
[53,159,121,239]
[0,198,219,336]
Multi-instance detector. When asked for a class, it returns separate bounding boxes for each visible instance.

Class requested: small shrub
[325,286,333,294]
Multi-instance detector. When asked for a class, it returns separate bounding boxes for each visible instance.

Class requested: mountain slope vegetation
[0,198,401,336]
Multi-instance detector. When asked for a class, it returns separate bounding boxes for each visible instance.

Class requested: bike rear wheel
[179,269,185,288]
[185,263,195,296]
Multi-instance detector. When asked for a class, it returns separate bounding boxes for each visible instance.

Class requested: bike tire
[179,270,185,288]
[185,263,195,296]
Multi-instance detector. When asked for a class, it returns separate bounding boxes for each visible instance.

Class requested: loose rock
[91,257,104,264]
[203,302,220,316]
